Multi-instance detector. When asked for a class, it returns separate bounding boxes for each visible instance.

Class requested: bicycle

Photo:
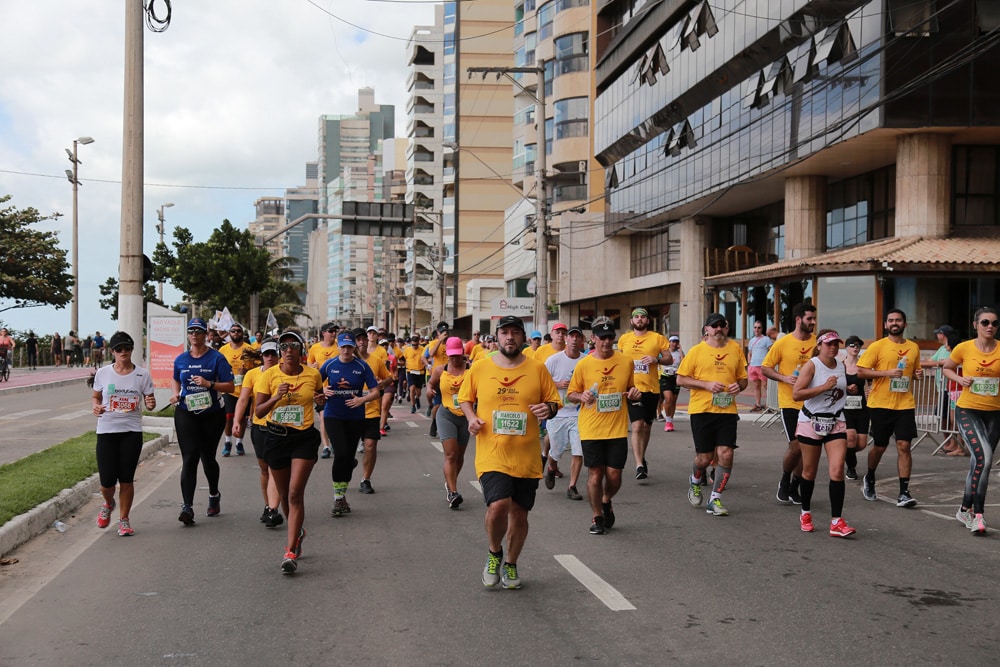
[0,353,9,382]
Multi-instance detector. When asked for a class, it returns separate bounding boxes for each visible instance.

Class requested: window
[954,146,1000,227]
[817,276,876,339]
[826,166,896,249]
[888,0,939,36]
[630,225,680,277]
[554,97,588,139]
[538,1,555,39]
[554,33,588,78]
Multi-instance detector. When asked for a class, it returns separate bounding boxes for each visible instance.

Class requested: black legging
[325,417,365,483]
[174,408,226,505]
[956,407,1000,514]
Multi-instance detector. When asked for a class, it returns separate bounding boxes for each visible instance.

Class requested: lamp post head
[77,136,95,145]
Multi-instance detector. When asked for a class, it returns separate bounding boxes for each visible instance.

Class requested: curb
[0,433,172,558]
[0,376,89,396]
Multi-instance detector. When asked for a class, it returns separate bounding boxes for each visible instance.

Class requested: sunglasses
[229,329,242,334]
[187,328,206,334]
[847,343,861,349]
[113,345,133,353]
[979,319,1000,327]
[597,335,615,341]
[710,322,728,329]
[279,342,303,352]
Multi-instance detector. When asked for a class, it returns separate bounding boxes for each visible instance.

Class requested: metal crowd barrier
[755,377,782,429]
[911,368,960,454]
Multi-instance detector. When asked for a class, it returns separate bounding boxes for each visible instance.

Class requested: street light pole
[65,136,94,336]
[155,203,174,302]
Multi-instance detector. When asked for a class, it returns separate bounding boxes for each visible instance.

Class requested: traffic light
[142,254,153,283]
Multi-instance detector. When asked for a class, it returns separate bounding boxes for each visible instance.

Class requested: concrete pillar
[896,133,951,238]
[784,175,826,260]
[679,216,710,347]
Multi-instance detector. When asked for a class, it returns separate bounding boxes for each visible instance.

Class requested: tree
[0,195,73,313]
[258,256,307,330]
[98,277,163,321]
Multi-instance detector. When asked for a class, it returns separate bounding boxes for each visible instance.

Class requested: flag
[265,309,278,336]
[217,307,235,332]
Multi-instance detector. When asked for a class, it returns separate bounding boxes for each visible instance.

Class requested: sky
[0,0,435,338]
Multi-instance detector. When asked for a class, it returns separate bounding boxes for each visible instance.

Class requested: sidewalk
[0,365,94,395]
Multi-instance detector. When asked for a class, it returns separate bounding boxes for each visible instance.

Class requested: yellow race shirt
[950,340,1000,410]
[219,342,250,396]
[567,351,635,440]
[439,367,467,417]
[402,345,426,372]
[858,337,921,410]
[677,340,748,414]
[425,338,449,368]
[469,345,486,364]
[307,342,339,367]
[258,365,323,430]
[457,356,560,479]
[533,343,564,364]
[367,345,389,375]
[617,331,669,393]
[241,366,268,427]
[360,352,390,419]
[761,333,817,409]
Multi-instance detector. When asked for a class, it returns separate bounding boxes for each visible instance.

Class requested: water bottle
[52,520,67,533]
[792,363,801,378]
[589,382,599,406]
[897,358,906,371]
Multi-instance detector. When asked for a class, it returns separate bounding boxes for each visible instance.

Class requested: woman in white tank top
[791,330,856,538]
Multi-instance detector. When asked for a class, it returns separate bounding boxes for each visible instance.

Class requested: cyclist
[92,331,106,368]
[0,327,14,376]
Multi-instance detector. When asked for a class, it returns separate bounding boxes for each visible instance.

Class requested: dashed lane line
[555,554,636,611]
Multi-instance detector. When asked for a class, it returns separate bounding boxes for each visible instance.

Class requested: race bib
[234,373,244,387]
[971,377,999,397]
[597,392,622,413]
[185,391,213,412]
[633,360,649,374]
[272,405,304,427]
[493,410,527,436]
[811,415,836,435]
[711,392,734,408]
[109,395,140,413]
[844,395,863,410]
[889,377,910,393]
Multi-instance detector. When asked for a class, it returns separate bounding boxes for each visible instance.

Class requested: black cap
[704,313,728,327]
[567,326,584,335]
[496,315,525,332]
[321,322,339,333]
[592,321,616,338]
[436,321,450,333]
[934,325,956,336]
[108,331,134,350]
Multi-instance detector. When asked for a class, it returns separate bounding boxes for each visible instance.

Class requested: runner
[659,335,684,432]
[677,313,748,517]
[523,330,543,358]
[458,315,561,589]
[944,306,1000,534]
[424,323,450,433]
[427,337,470,509]
[567,321,640,534]
[464,331,482,356]
[25,331,38,370]
[169,318,235,525]
[402,336,426,413]
[365,328,395,438]
[319,332,381,517]
[762,303,818,505]
[52,331,63,367]
[543,325,587,500]
[233,339,282,528]
[307,322,340,459]
[254,330,326,574]
[856,308,923,507]
[746,321,773,412]
[91,332,156,537]
[617,307,669,480]
[842,335,870,480]
[92,331,106,368]
[218,323,251,457]
[791,330,856,537]
[355,328,393,494]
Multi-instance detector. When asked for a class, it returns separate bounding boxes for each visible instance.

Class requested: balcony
[704,246,776,277]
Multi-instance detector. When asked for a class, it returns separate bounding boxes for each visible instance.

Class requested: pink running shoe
[664,422,674,432]
[97,500,116,529]
[829,517,857,537]
[800,512,815,532]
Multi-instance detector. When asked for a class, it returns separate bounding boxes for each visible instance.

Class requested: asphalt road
[0,403,997,665]
[0,377,100,466]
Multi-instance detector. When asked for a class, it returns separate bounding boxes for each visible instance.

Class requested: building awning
[705,236,1000,287]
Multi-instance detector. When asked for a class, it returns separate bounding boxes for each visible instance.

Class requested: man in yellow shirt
[534,322,567,364]
[218,323,251,457]
[761,303,817,505]
[617,307,670,480]
[402,336,426,412]
[459,315,560,590]
[307,323,341,458]
[677,313,748,516]
[857,308,923,507]
[567,321,640,534]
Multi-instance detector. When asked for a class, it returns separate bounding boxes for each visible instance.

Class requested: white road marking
[0,409,49,421]
[430,440,443,452]
[470,480,482,495]
[406,421,418,428]
[555,554,636,611]
[52,409,94,421]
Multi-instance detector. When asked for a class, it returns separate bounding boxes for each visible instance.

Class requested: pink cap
[551,321,568,332]
[817,331,842,345]
[445,336,465,356]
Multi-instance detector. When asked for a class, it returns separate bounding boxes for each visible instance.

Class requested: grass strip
[0,431,157,526]
[144,405,175,418]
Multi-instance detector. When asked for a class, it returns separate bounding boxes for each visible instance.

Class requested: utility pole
[64,136,94,336]
[155,203,174,302]
[467,65,547,333]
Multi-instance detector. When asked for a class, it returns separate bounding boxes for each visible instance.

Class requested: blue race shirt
[320,357,377,420]
[173,348,234,413]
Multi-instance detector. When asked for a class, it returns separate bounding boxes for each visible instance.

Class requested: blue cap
[337,333,356,348]
[187,318,208,331]
[529,330,542,339]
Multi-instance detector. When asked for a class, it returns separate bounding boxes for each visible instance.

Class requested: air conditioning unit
[577,160,587,173]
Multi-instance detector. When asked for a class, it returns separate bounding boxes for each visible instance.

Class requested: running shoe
[321,447,332,459]
[357,442,365,454]
[482,551,502,588]
[706,498,729,516]
[265,508,284,528]
[776,482,792,505]
[260,506,271,523]
[972,514,987,535]
[235,442,245,456]
[862,476,877,501]
[896,492,917,508]
[430,422,438,438]
[544,467,556,490]
[788,487,802,505]
[359,479,374,494]
[97,499,116,529]
[280,550,298,574]
[589,516,607,535]
[829,517,857,538]
[425,407,432,418]
[222,443,232,457]
[845,467,859,481]
[117,518,134,537]
[664,422,674,432]
[501,562,522,590]
[956,508,975,530]
[566,486,583,501]
[331,497,351,517]
[602,501,615,529]
[411,405,416,414]
[415,398,421,410]
[800,512,815,532]
[635,465,648,480]
[379,429,387,437]
[178,504,195,526]
[207,493,221,517]
[687,481,703,506]
[293,528,306,557]
[447,490,464,509]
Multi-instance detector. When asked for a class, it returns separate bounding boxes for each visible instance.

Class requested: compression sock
[899,477,910,495]
[798,478,815,512]
[333,481,348,500]
[712,466,732,496]
[829,479,846,517]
